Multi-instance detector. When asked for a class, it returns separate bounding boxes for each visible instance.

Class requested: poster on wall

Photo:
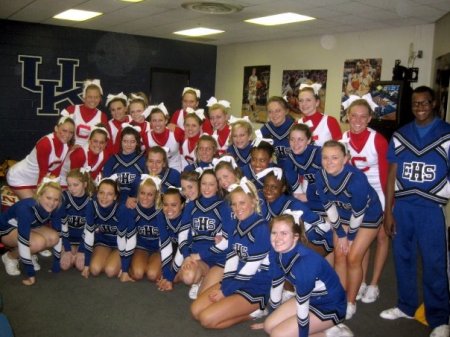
[341,58,382,122]
[241,65,270,123]
[281,69,328,120]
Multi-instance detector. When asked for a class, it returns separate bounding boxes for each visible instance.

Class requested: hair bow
[58,111,73,125]
[37,176,60,195]
[128,93,146,104]
[182,87,201,98]
[83,79,103,97]
[338,138,350,154]
[106,92,128,107]
[229,115,251,124]
[121,122,141,133]
[144,102,169,119]
[253,130,274,146]
[96,174,118,186]
[80,166,92,174]
[342,93,378,111]
[167,185,182,192]
[194,166,214,176]
[206,97,231,109]
[227,177,251,194]
[90,126,109,138]
[140,174,162,191]
[298,119,314,128]
[212,155,238,170]
[283,209,304,226]
[299,83,322,95]
[256,167,283,181]
[186,107,205,121]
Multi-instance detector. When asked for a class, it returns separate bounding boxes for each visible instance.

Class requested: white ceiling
[1,0,449,45]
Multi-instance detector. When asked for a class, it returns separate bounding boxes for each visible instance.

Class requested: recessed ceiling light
[245,12,315,26]
[174,27,224,37]
[53,9,102,21]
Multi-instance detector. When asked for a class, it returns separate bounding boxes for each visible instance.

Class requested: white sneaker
[325,323,354,337]
[39,249,52,257]
[355,282,367,301]
[281,289,296,303]
[31,255,41,271]
[361,285,379,303]
[249,308,268,319]
[430,324,450,337]
[345,302,356,320]
[1,253,20,276]
[380,307,413,320]
[188,283,200,300]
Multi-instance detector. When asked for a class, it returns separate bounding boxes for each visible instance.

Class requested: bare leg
[199,266,223,295]
[10,188,35,200]
[369,226,389,286]
[146,252,162,282]
[129,249,149,280]
[104,249,121,278]
[89,246,112,276]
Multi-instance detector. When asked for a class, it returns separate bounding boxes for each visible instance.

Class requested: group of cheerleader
[1,79,393,337]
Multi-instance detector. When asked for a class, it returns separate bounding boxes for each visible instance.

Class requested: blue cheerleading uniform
[221,212,272,309]
[259,117,295,167]
[183,160,213,173]
[102,152,146,201]
[266,194,333,253]
[282,145,325,214]
[227,143,252,168]
[387,118,450,327]
[0,198,62,276]
[315,164,383,241]
[268,244,346,337]
[157,212,183,281]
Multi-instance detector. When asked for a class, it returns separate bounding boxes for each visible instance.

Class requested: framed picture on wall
[241,65,270,123]
[370,81,405,122]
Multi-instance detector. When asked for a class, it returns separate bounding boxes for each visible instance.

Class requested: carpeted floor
[0,246,431,337]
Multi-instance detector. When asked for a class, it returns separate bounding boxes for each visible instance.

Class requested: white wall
[434,12,450,63]
[215,24,435,122]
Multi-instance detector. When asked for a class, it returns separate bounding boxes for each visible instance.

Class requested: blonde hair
[228,179,261,214]
[35,181,63,207]
[138,177,162,209]
[229,120,253,146]
[66,168,96,197]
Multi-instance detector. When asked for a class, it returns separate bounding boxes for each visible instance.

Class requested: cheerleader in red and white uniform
[128,93,151,151]
[60,125,109,186]
[7,116,75,199]
[147,103,184,172]
[106,92,130,155]
[341,96,389,304]
[297,83,342,147]
[180,108,205,170]
[206,97,231,156]
[168,87,213,133]
[60,79,108,147]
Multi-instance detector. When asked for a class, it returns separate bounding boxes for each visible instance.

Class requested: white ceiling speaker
[181,2,244,14]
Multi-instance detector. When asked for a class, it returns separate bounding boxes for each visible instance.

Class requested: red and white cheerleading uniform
[298,111,342,147]
[108,115,132,155]
[180,133,200,170]
[61,104,108,147]
[342,128,388,209]
[170,108,213,134]
[59,146,106,186]
[212,126,231,156]
[147,127,184,172]
[7,133,69,189]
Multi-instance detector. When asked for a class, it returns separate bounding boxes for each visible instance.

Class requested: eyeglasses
[412,100,431,107]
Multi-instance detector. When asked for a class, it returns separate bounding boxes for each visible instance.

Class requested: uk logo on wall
[18,55,84,116]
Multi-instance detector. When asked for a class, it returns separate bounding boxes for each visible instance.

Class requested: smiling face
[200,172,218,198]
[184,115,201,138]
[150,111,167,133]
[162,193,183,219]
[215,167,238,190]
[270,220,298,253]
[230,190,256,221]
[196,140,216,163]
[97,183,117,208]
[83,87,102,109]
[129,102,146,123]
[298,90,319,117]
[138,184,156,209]
[231,125,251,149]
[267,101,287,127]
[38,186,61,212]
[322,144,348,176]
[109,100,127,121]
[263,175,285,203]
[289,129,310,155]
[181,179,199,201]
[182,92,199,110]
[89,132,107,155]
[348,104,371,134]
[250,149,271,174]
[54,121,75,144]
[146,152,165,175]
[209,108,228,131]
[412,91,435,126]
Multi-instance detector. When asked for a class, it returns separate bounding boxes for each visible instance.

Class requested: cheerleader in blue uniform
[226,117,253,168]
[169,169,233,299]
[283,123,325,214]
[258,96,295,167]
[57,169,95,271]
[81,178,132,279]
[119,175,163,283]
[180,170,200,202]
[183,135,217,173]
[1,180,63,286]
[241,140,277,191]
[252,213,351,337]
[261,168,333,256]
[316,140,382,320]
[191,178,272,329]
[102,125,146,202]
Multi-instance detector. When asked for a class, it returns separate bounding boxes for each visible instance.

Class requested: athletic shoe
[325,323,354,337]
[1,253,20,276]
[188,283,200,300]
[355,282,367,301]
[361,285,379,303]
[345,302,356,320]
[31,255,41,271]
[249,308,268,319]
[39,249,52,257]
[281,289,296,303]
[380,307,413,320]
[430,324,449,337]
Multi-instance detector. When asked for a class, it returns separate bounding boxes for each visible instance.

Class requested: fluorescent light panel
[245,12,315,26]
[174,27,224,37]
[53,9,102,21]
